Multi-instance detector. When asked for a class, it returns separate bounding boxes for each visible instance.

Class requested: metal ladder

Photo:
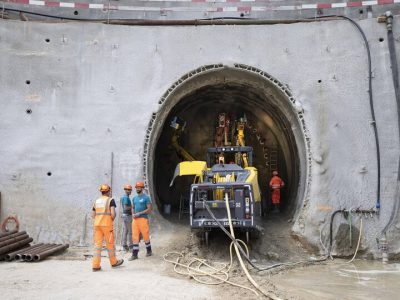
[269,148,278,172]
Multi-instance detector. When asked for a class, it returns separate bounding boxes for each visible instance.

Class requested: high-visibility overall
[131,193,152,257]
[269,176,284,204]
[92,196,117,269]
[131,217,151,255]
[132,217,150,242]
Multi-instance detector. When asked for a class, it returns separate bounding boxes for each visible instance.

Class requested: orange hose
[1,215,20,232]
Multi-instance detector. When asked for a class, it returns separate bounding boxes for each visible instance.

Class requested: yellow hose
[347,217,363,264]
[163,193,283,299]
[163,251,260,297]
[224,193,282,300]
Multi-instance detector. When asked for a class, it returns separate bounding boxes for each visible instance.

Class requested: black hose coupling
[385,11,393,32]
[377,11,393,32]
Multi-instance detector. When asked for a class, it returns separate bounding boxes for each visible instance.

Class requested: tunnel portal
[146,64,308,222]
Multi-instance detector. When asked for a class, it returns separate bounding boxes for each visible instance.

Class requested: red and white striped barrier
[1,0,399,12]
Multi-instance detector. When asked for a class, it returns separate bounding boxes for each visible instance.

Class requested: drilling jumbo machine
[170,113,262,246]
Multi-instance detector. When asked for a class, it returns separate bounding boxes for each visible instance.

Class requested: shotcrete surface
[0,16,400,256]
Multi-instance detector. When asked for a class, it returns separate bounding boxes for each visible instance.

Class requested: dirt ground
[1,214,398,300]
[0,214,310,300]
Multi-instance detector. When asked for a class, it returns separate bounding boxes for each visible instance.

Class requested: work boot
[128,254,138,261]
[92,267,101,272]
[130,245,139,261]
[112,259,124,268]
[145,241,152,257]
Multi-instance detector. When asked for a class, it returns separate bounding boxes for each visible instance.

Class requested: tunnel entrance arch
[144,64,311,222]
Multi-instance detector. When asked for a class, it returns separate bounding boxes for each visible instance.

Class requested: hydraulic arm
[170,116,196,161]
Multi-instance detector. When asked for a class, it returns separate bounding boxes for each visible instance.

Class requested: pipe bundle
[0,230,69,262]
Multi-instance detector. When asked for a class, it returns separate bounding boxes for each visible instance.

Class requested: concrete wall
[0,17,399,256]
[3,0,400,21]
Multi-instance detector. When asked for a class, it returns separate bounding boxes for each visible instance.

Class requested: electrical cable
[3,3,385,265]
[163,248,261,297]
[164,195,329,299]
[317,15,381,210]
[347,217,363,263]
[2,6,337,24]
[381,13,400,235]
[3,7,382,216]
[223,193,281,300]
[203,200,327,271]
[343,15,381,211]
[3,7,97,21]
[329,209,344,257]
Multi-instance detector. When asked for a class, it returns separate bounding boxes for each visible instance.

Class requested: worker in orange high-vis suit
[92,184,124,271]
[269,171,285,213]
[129,181,153,261]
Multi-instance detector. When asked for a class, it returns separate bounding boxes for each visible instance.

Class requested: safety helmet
[99,184,111,192]
[272,171,278,176]
[135,181,145,189]
[124,184,133,191]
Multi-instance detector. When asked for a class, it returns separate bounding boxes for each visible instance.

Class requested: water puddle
[270,260,400,300]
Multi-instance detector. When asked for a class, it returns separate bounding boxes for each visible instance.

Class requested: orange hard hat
[135,181,145,188]
[124,184,133,191]
[99,184,111,192]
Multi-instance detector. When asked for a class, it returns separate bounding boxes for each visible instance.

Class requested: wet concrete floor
[270,259,400,300]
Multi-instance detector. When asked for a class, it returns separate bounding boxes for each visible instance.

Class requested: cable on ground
[347,217,363,264]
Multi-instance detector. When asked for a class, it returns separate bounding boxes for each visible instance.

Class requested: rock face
[0,16,399,258]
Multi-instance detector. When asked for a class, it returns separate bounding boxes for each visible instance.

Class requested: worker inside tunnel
[147,65,308,224]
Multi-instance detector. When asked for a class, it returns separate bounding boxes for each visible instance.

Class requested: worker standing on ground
[129,181,153,260]
[92,184,124,271]
[121,184,133,252]
[269,171,285,212]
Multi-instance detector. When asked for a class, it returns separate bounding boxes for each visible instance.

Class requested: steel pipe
[0,231,27,242]
[0,234,29,248]
[24,244,56,261]
[19,244,52,260]
[33,244,69,261]
[5,244,33,261]
[0,237,33,255]
[0,230,18,238]
[15,244,47,260]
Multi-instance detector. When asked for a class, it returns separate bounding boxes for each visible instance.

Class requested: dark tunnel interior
[153,81,301,222]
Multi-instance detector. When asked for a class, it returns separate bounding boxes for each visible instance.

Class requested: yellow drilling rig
[170,113,262,245]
